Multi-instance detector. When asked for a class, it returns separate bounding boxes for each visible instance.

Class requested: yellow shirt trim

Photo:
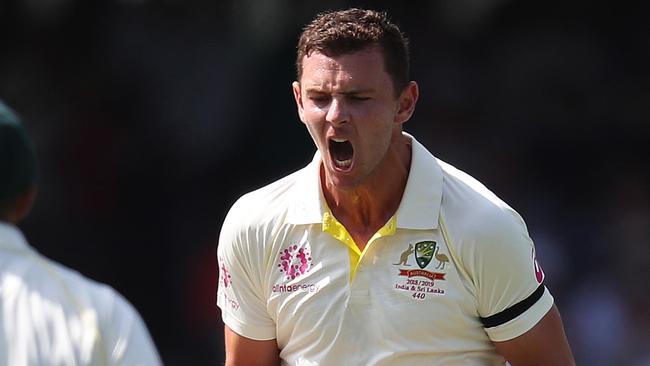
[322,211,397,282]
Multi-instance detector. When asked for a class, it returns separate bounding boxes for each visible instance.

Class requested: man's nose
[325,98,348,126]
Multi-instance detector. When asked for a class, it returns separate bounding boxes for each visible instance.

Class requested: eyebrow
[304,87,374,95]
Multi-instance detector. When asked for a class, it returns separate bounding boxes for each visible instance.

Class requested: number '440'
[412,292,426,300]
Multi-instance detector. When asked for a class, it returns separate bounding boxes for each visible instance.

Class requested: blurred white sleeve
[97,288,162,366]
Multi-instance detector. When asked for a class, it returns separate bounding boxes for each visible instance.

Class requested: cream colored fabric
[0,223,161,366]
[217,133,552,365]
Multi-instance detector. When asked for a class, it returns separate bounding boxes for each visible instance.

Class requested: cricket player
[217,8,575,365]
[0,100,162,365]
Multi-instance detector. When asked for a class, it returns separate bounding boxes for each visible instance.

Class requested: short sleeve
[216,199,277,340]
[470,208,554,342]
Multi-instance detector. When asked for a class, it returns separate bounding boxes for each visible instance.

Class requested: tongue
[331,140,353,162]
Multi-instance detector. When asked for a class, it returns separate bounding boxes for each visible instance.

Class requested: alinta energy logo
[278,243,313,280]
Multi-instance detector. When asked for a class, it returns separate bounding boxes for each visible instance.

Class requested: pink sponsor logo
[219,257,232,288]
[532,248,545,284]
[278,243,312,280]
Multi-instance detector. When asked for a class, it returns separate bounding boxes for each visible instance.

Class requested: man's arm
[493,305,575,366]
[224,325,280,366]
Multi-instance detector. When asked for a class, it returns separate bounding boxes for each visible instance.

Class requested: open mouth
[329,138,354,171]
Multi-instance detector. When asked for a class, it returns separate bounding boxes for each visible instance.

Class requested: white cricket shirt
[217,133,553,365]
[0,222,162,366]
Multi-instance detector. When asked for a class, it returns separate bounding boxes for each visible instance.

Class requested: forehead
[300,48,392,90]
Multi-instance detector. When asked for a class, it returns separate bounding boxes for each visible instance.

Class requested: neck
[0,212,15,225]
[322,134,412,248]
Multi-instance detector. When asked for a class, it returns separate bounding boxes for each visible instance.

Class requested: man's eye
[309,95,329,102]
[349,96,370,101]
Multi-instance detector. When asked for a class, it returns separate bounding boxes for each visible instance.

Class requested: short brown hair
[296,8,410,96]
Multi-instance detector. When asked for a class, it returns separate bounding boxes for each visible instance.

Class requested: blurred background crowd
[1,0,648,364]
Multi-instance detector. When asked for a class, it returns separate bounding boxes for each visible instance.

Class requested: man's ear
[394,81,419,125]
[3,187,37,224]
[292,81,306,123]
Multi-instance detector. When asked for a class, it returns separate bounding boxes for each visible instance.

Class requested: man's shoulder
[0,224,139,319]
[0,246,161,364]
[436,158,524,235]
[432,158,534,277]
[218,163,316,260]
[0,246,140,333]
[239,169,304,207]
[225,163,313,228]
[8,249,122,306]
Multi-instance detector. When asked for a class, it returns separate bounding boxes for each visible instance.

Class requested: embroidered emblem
[393,240,448,299]
[393,243,415,266]
[278,243,312,280]
[415,241,435,269]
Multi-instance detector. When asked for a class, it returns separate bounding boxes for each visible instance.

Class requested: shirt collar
[395,133,443,229]
[0,221,31,251]
[286,151,326,225]
[286,132,443,230]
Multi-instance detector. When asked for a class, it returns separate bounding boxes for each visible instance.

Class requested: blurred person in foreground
[0,100,161,365]
[216,8,574,366]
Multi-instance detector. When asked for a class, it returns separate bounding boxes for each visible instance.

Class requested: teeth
[331,138,348,143]
[334,158,352,168]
